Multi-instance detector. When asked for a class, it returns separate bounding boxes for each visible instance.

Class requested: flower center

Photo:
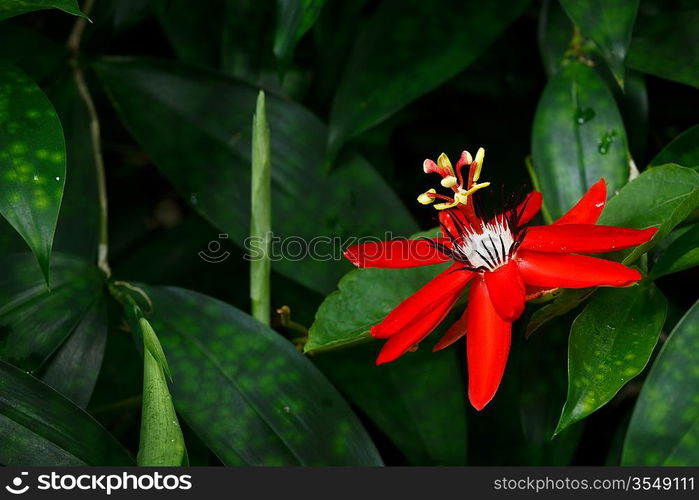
[452,216,517,271]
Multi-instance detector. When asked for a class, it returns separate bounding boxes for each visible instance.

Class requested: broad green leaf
[650,124,699,169]
[93,57,417,294]
[526,288,593,338]
[327,0,530,156]
[306,228,448,353]
[315,333,467,465]
[274,0,325,63]
[627,9,699,89]
[0,253,104,372]
[555,284,667,434]
[0,359,132,465]
[40,298,107,408]
[559,0,639,86]
[135,284,383,465]
[0,64,66,284]
[651,223,699,278]
[622,300,699,465]
[137,317,186,466]
[531,61,628,220]
[537,0,574,77]
[599,164,699,262]
[0,0,86,21]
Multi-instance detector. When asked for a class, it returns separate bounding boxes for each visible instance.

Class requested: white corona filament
[453,216,515,271]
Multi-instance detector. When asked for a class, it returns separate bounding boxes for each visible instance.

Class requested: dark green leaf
[0,253,104,371]
[531,61,629,220]
[0,64,66,284]
[650,124,699,169]
[328,0,530,156]
[40,298,107,408]
[93,57,417,294]
[0,25,67,82]
[306,229,448,353]
[555,284,667,434]
[526,288,594,338]
[0,0,86,21]
[559,0,639,86]
[622,300,699,465]
[627,9,699,89]
[538,0,574,77]
[651,223,699,278]
[274,0,325,63]
[137,284,383,465]
[0,359,132,465]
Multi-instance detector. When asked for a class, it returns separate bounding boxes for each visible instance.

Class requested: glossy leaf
[306,229,448,353]
[531,61,628,220]
[0,359,132,465]
[316,336,467,465]
[274,0,325,63]
[622,300,699,465]
[555,284,667,434]
[0,253,104,372]
[0,0,86,21]
[328,0,530,156]
[627,9,699,89]
[135,284,383,465]
[538,0,574,77]
[94,57,417,294]
[650,124,699,169]
[40,298,107,408]
[559,0,639,86]
[0,64,66,284]
[651,223,699,279]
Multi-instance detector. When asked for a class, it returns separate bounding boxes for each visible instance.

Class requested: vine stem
[67,0,111,276]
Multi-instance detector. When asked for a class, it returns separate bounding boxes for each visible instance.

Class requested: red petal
[344,238,451,268]
[371,264,472,339]
[439,208,473,238]
[521,225,658,253]
[484,261,526,322]
[376,289,461,365]
[515,190,542,225]
[466,277,512,411]
[433,307,468,352]
[554,178,607,225]
[516,250,642,288]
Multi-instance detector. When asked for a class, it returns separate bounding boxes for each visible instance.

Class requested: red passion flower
[344,148,657,410]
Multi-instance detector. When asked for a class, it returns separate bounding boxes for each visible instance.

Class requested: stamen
[472,147,485,182]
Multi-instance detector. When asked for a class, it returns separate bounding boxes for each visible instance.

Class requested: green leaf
[627,9,699,89]
[526,288,594,338]
[135,284,383,465]
[0,64,66,284]
[40,298,107,408]
[0,25,67,82]
[0,359,132,465]
[537,0,574,77]
[306,228,448,353]
[651,223,699,278]
[274,0,325,63]
[650,124,699,169]
[0,253,104,372]
[0,0,87,21]
[559,0,639,86]
[622,300,699,465]
[555,284,667,434]
[316,336,466,465]
[599,164,699,262]
[93,57,417,294]
[531,61,628,220]
[137,317,186,466]
[327,0,530,156]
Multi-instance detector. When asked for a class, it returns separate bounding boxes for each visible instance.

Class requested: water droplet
[595,202,604,208]
[55,176,60,181]
[598,130,618,155]
[575,107,595,125]
[282,405,291,413]
[606,323,616,330]
[33,175,38,181]
[189,192,198,205]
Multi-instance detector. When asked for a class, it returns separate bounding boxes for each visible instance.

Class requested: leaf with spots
[531,60,628,220]
[135,284,383,465]
[622,300,699,465]
[0,0,87,22]
[555,283,667,434]
[0,359,132,465]
[0,64,66,285]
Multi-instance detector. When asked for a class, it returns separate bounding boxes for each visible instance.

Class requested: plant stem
[67,0,111,276]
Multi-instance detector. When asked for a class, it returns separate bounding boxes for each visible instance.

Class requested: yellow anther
[437,153,454,175]
[440,175,458,188]
[472,147,485,182]
[433,200,459,210]
[417,188,436,205]
[464,181,490,196]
